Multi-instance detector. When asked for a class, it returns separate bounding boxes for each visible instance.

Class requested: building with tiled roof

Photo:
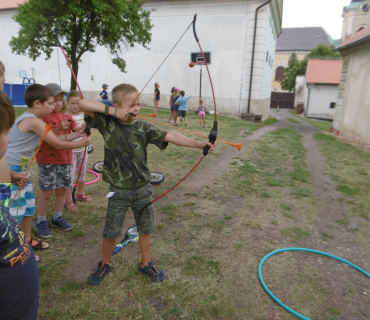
[306,60,343,85]
[276,27,332,52]
[0,0,283,119]
[272,27,335,92]
[300,59,343,120]
[341,0,370,42]
[0,0,27,10]
[333,25,370,144]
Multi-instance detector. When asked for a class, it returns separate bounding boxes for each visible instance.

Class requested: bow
[55,29,91,204]
[135,14,218,218]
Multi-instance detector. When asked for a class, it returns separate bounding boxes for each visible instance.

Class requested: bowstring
[131,19,194,105]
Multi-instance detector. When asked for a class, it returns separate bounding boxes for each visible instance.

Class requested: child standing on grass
[175,90,191,127]
[0,90,40,320]
[65,90,92,212]
[168,87,180,125]
[35,83,87,239]
[79,83,216,286]
[100,83,109,100]
[153,82,160,116]
[5,84,89,259]
[198,98,206,127]
[0,60,29,191]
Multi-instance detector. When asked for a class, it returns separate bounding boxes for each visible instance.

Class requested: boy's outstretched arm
[164,132,216,153]
[79,99,129,122]
[22,117,90,150]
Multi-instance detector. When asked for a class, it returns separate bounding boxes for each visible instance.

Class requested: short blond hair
[112,83,138,104]
[67,90,81,102]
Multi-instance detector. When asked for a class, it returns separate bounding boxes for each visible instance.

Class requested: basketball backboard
[190,52,211,64]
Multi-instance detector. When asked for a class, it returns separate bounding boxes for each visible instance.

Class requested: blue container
[3,83,31,105]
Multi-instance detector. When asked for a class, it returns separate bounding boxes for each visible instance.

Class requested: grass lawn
[12,107,370,319]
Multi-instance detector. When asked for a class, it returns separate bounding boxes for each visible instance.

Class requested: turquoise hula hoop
[258,248,370,320]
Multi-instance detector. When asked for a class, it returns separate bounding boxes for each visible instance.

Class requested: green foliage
[306,44,341,59]
[280,44,341,92]
[10,0,153,89]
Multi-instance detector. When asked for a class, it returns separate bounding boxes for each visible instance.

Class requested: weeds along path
[156,109,370,319]
[156,119,287,205]
[272,110,364,256]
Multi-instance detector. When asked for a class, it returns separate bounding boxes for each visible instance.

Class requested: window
[356,25,367,34]
[330,102,336,109]
[275,66,285,81]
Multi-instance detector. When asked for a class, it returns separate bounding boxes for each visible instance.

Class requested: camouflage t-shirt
[87,113,168,188]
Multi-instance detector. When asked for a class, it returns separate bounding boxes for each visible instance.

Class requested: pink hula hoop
[73,169,100,186]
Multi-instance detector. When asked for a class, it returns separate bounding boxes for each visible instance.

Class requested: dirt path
[156,109,370,318]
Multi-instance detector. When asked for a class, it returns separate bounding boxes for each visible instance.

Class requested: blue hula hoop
[258,248,370,320]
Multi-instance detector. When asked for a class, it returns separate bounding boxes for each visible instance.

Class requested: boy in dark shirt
[99,83,109,100]
[79,83,216,285]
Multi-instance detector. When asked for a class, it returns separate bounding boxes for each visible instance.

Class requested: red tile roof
[0,0,26,10]
[306,59,343,85]
[339,25,370,50]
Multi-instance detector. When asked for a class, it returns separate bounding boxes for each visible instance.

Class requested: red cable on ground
[151,156,205,204]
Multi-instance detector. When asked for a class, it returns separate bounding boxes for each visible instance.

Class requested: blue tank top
[199,104,205,111]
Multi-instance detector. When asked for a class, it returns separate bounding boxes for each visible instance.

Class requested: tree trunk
[70,58,78,91]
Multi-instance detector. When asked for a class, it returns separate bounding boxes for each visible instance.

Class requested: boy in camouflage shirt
[79,83,216,286]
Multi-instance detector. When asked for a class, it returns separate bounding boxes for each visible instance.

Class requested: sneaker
[51,216,73,231]
[185,124,188,127]
[138,261,166,282]
[173,123,179,127]
[88,261,112,286]
[36,220,52,238]
[167,122,170,124]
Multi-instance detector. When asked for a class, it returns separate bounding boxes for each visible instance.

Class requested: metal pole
[199,64,202,100]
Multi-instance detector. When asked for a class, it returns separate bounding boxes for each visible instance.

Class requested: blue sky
[282,0,350,39]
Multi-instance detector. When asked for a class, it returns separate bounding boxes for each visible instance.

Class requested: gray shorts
[178,110,187,118]
[103,184,156,240]
[38,164,72,191]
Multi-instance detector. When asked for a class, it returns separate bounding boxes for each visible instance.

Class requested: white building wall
[306,84,339,120]
[337,46,370,144]
[0,0,281,118]
[259,10,276,99]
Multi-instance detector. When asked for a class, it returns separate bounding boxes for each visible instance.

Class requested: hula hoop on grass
[258,248,370,320]
[73,169,100,186]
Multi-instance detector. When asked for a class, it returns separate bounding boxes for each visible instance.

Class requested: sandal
[65,200,78,212]
[76,193,92,202]
[35,254,40,262]
[29,239,50,250]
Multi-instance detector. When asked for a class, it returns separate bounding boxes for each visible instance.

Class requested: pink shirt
[36,113,77,165]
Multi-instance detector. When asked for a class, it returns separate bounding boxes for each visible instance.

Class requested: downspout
[247,0,271,113]
[305,84,311,116]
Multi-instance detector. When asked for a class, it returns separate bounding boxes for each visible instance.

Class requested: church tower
[341,0,370,41]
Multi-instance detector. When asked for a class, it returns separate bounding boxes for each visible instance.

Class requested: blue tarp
[4,83,31,105]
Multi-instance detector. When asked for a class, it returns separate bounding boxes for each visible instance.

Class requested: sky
[282,0,351,39]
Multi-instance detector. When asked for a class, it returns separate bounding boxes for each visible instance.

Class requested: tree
[280,53,305,92]
[280,44,341,92]
[10,0,153,90]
